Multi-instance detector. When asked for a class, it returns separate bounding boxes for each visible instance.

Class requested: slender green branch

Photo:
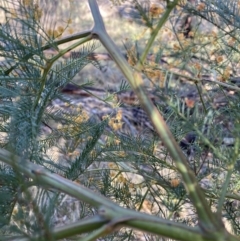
[98,206,235,241]
[2,216,108,241]
[195,82,207,114]
[49,35,93,63]
[203,188,240,202]
[49,30,93,48]
[88,0,134,82]
[150,66,240,92]
[87,0,223,231]
[217,168,234,218]
[79,223,112,241]
[217,137,240,217]
[5,30,92,76]
[52,216,108,240]
[0,148,228,241]
[33,35,93,109]
[0,149,114,208]
[137,0,179,69]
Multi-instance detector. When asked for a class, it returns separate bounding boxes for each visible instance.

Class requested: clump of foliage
[0,0,240,241]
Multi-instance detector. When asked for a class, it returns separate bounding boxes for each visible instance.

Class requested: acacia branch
[0,148,218,241]
[87,0,223,232]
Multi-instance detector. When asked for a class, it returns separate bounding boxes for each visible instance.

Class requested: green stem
[79,224,112,241]
[88,0,222,231]
[2,216,108,241]
[53,216,108,240]
[33,34,93,109]
[137,0,179,69]
[195,82,207,114]
[5,30,92,76]
[217,137,239,217]
[0,147,225,241]
[150,66,240,92]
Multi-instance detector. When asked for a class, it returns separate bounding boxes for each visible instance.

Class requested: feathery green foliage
[0,0,240,241]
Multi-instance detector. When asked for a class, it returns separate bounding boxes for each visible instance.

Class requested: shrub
[0,0,240,240]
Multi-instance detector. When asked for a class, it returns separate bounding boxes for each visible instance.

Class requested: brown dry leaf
[149,4,165,17]
[170,178,181,188]
[185,97,195,108]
